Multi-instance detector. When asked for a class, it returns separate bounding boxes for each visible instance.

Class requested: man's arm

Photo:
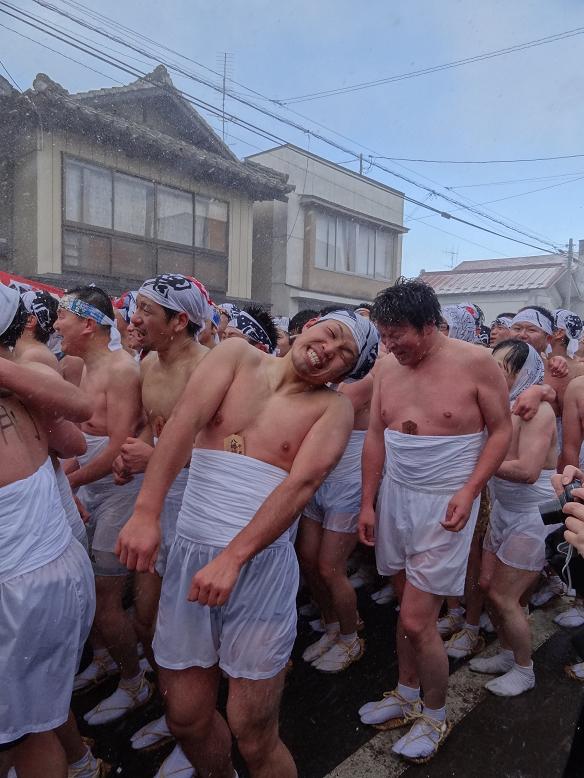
[188,392,354,607]
[116,339,244,571]
[68,363,141,489]
[45,417,88,459]
[560,379,584,471]
[443,352,511,531]
[512,384,556,421]
[358,369,386,546]
[0,360,92,422]
[497,408,555,483]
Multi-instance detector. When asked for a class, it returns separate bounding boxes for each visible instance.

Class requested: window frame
[61,155,230,282]
[310,206,397,281]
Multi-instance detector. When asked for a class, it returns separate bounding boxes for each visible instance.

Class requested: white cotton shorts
[303,480,361,534]
[483,471,554,573]
[375,478,480,597]
[55,464,88,552]
[0,539,95,743]
[155,468,189,577]
[303,428,364,534]
[153,535,299,680]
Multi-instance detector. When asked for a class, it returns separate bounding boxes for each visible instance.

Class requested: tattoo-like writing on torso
[0,404,25,444]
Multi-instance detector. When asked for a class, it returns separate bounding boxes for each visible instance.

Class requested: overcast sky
[2,0,584,275]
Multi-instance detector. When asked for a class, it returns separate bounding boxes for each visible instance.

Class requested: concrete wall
[12,128,256,298]
[248,146,405,315]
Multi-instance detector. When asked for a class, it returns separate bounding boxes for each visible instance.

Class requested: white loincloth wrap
[304,429,365,534]
[153,449,299,680]
[55,462,88,551]
[376,429,485,597]
[155,466,189,577]
[0,459,95,743]
[76,433,143,576]
[484,470,555,572]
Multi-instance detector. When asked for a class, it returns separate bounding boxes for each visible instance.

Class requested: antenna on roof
[443,246,459,269]
[216,52,234,142]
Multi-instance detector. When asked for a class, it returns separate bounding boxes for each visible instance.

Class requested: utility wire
[0,54,21,90]
[375,152,584,164]
[280,26,584,103]
[0,3,566,255]
[24,0,565,250]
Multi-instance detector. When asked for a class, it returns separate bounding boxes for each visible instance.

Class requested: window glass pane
[375,230,393,279]
[114,173,154,238]
[63,229,110,274]
[335,218,351,272]
[64,160,82,223]
[157,186,193,246]
[79,163,112,229]
[356,224,375,276]
[195,196,228,252]
[111,237,155,278]
[195,252,228,293]
[157,247,194,276]
[315,211,335,269]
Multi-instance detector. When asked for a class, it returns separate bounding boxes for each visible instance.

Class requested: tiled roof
[420,258,567,294]
[0,71,292,202]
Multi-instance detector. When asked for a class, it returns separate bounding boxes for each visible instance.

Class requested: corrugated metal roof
[454,254,562,272]
[420,265,566,293]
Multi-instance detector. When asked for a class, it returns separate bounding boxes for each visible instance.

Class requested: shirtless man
[113,275,210,776]
[53,286,151,725]
[0,285,96,778]
[116,308,378,778]
[297,339,377,672]
[358,279,511,764]
[470,340,556,696]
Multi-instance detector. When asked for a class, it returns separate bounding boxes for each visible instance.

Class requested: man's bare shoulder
[18,345,59,371]
[565,374,584,400]
[107,349,141,383]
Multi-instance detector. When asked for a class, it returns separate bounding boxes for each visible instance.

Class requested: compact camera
[539,479,583,526]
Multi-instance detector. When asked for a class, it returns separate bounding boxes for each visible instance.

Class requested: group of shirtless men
[2,272,584,778]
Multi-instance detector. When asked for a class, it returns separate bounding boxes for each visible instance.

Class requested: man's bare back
[507,407,557,471]
[80,349,141,437]
[546,358,584,416]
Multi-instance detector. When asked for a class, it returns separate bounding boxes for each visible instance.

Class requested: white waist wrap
[0,457,71,584]
[384,429,485,493]
[491,469,555,511]
[327,429,366,481]
[177,449,289,548]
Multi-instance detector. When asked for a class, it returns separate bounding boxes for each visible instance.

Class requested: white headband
[510,309,553,337]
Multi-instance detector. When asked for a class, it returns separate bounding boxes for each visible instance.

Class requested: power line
[0,54,21,90]
[374,152,584,164]
[280,26,584,104]
[23,0,565,250]
[447,171,584,189]
[0,3,567,256]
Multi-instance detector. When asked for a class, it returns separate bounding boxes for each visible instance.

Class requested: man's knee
[166,704,215,744]
[230,712,278,768]
[400,609,435,643]
[318,558,344,583]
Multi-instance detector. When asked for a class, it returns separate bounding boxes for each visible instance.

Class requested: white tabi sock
[485,661,535,697]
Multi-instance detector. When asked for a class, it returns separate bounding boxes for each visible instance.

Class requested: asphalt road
[71,588,584,778]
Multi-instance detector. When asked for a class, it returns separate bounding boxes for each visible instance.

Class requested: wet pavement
[72,589,584,777]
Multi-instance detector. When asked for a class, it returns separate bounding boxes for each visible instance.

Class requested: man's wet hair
[492,338,530,375]
[244,304,278,351]
[31,292,59,344]
[288,309,318,336]
[496,311,516,320]
[356,302,372,312]
[160,304,199,338]
[0,298,29,348]
[517,305,555,331]
[67,286,114,332]
[372,277,443,332]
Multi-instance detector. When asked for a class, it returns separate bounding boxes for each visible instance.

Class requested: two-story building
[0,66,292,299]
[246,145,407,315]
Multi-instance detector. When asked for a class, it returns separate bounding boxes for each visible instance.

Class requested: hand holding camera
[549,467,584,556]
